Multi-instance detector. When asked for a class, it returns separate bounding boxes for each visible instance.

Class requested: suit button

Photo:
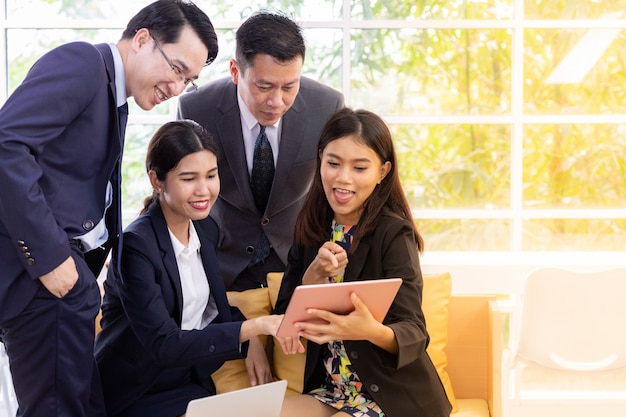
[21,246,29,253]
[208,345,216,353]
[261,217,269,226]
[26,258,35,266]
[350,351,359,360]
[246,246,254,254]
[83,220,95,231]
[369,384,379,393]
[23,252,31,259]
[17,240,26,247]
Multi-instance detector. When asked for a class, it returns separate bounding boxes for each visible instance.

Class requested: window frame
[2,1,625,294]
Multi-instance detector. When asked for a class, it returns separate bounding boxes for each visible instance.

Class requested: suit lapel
[94,43,124,154]
[215,83,257,213]
[195,222,231,319]
[344,239,370,283]
[269,92,309,215]
[149,203,185,320]
[215,82,312,216]
[88,44,125,278]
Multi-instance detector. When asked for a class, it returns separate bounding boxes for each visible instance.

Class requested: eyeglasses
[152,36,198,91]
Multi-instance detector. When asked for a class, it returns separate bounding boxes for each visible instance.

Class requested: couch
[215,272,498,417]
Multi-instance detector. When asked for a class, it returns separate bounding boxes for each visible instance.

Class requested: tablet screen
[276,278,402,338]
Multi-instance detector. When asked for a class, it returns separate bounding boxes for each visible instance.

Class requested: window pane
[197,29,234,85]
[419,219,511,251]
[395,124,510,209]
[524,29,626,114]
[523,124,626,208]
[302,29,343,90]
[194,0,341,21]
[524,219,626,251]
[350,29,512,116]
[350,0,513,20]
[525,1,626,20]
[6,0,147,20]
[121,124,156,227]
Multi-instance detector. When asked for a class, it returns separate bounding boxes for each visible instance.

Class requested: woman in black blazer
[95,120,298,417]
[275,108,451,417]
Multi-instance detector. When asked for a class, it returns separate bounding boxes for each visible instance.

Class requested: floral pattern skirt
[308,341,385,417]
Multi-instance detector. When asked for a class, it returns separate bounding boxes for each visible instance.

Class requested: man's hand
[39,256,78,298]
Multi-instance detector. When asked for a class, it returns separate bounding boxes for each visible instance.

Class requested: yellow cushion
[423,272,457,412]
[212,271,457,411]
[211,287,271,394]
[452,399,490,417]
[266,273,307,395]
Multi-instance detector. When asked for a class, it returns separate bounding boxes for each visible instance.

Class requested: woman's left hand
[244,336,273,386]
[295,293,399,353]
[294,293,380,344]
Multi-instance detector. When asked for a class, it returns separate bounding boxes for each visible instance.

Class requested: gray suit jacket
[177,76,343,288]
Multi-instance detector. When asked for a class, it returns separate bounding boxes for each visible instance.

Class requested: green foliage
[6,0,626,251]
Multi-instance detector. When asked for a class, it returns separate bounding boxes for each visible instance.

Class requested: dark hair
[235,10,305,73]
[142,119,218,213]
[122,0,218,66]
[295,108,424,252]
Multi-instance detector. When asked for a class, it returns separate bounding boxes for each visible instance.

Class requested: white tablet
[276,278,402,338]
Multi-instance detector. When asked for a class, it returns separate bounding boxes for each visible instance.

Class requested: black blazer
[0,42,123,322]
[178,77,344,288]
[95,202,246,416]
[275,209,452,417]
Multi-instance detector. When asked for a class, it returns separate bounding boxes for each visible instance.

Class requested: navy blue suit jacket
[95,202,246,416]
[177,77,344,288]
[0,42,123,322]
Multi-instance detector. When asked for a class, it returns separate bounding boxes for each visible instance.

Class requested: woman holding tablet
[275,108,451,417]
[95,120,299,417]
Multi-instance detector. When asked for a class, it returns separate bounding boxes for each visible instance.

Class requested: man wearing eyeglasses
[0,1,218,417]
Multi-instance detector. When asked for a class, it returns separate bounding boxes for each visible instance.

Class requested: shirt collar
[237,89,281,132]
[107,43,127,107]
[168,221,201,257]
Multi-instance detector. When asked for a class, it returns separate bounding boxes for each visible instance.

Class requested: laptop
[185,379,287,417]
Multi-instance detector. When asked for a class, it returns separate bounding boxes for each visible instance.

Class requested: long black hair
[295,108,423,252]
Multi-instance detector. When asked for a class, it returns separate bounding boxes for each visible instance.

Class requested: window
[2,0,625,291]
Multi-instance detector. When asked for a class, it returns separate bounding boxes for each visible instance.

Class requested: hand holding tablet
[276,278,402,338]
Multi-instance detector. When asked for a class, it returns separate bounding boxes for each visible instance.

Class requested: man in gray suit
[178,11,344,292]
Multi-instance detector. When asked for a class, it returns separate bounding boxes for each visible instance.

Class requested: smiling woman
[94,120,299,417]
[274,108,450,417]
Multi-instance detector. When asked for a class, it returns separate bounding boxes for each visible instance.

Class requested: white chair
[501,267,626,417]
[0,344,17,417]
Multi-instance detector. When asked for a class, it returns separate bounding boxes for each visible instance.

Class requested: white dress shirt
[237,91,281,176]
[168,221,218,330]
